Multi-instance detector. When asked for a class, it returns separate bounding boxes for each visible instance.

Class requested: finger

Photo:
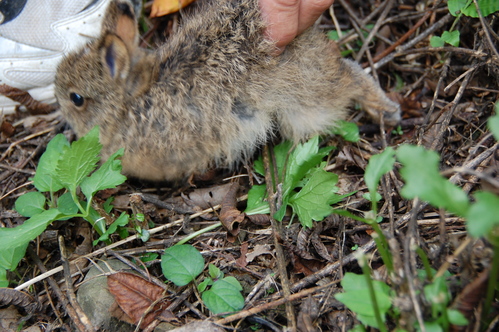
[297,0,334,34]
[259,0,300,50]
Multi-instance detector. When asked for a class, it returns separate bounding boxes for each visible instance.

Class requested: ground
[0,0,498,331]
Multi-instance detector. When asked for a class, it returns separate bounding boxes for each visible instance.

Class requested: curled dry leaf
[296,295,320,332]
[245,244,273,263]
[0,120,15,137]
[0,84,56,114]
[450,268,489,331]
[0,288,43,314]
[163,182,234,215]
[107,272,171,328]
[150,0,197,17]
[246,213,271,225]
[236,242,249,267]
[296,227,316,260]
[220,182,245,239]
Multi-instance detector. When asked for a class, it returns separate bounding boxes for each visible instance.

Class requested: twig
[355,0,395,63]
[396,46,487,58]
[262,144,296,331]
[15,198,246,291]
[472,0,499,60]
[215,279,340,326]
[290,239,377,293]
[373,13,454,70]
[429,63,475,152]
[369,6,432,66]
[0,127,55,162]
[59,236,96,332]
[27,246,85,332]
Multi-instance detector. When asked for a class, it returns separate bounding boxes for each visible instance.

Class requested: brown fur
[55,0,400,181]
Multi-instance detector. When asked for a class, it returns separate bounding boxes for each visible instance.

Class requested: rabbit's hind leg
[342,59,401,126]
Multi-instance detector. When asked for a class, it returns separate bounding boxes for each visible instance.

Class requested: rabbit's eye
[70,93,85,107]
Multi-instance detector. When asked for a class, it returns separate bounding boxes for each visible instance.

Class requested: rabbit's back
[55,0,400,181]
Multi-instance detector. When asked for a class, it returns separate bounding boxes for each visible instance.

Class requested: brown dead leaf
[0,84,56,114]
[297,295,320,332]
[167,320,225,332]
[245,244,273,263]
[236,242,249,267]
[107,272,170,328]
[220,182,245,241]
[0,120,15,137]
[246,213,271,225]
[163,183,234,216]
[21,111,62,131]
[150,0,197,17]
[0,288,42,314]
[450,268,489,332]
[186,183,234,209]
[296,227,315,260]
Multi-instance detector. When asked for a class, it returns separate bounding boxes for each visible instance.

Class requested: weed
[0,126,128,286]
[161,244,245,315]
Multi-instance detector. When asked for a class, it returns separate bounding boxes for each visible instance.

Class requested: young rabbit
[55,0,400,181]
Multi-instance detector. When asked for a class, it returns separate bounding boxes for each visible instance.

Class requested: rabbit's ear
[101,34,130,81]
[102,1,139,51]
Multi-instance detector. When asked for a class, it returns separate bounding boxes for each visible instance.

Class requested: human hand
[259,0,334,54]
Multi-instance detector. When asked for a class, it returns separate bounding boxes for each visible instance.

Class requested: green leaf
[363,192,382,202]
[448,0,499,17]
[276,136,333,220]
[80,148,126,201]
[85,204,107,235]
[15,191,46,217]
[0,209,61,252]
[202,276,244,314]
[0,242,29,271]
[331,120,360,142]
[57,192,79,215]
[488,108,499,141]
[245,184,270,215]
[397,145,470,216]
[0,268,8,287]
[56,126,101,193]
[448,0,469,16]
[365,147,395,199]
[440,30,460,47]
[424,276,449,317]
[103,197,114,213]
[93,212,129,245]
[466,191,499,238]
[161,245,204,286]
[447,309,468,326]
[418,321,443,332]
[430,36,445,48]
[32,134,69,192]
[138,253,158,264]
[139,228,150,242]
[350,325,368,332]
[208,264,223,279]
[327,30,341,41]
[335,273,391,328]
[198,278,213,293]
[289,169,339,228]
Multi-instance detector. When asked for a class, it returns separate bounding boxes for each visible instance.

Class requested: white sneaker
[0,0,112,115]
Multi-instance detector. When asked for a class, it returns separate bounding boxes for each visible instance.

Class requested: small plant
[161,244,245,315]
[335,112,498,330]
[431,0,499,47]
[448,0,499,18]
[245,121,358,228]
[0,126,128,287]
